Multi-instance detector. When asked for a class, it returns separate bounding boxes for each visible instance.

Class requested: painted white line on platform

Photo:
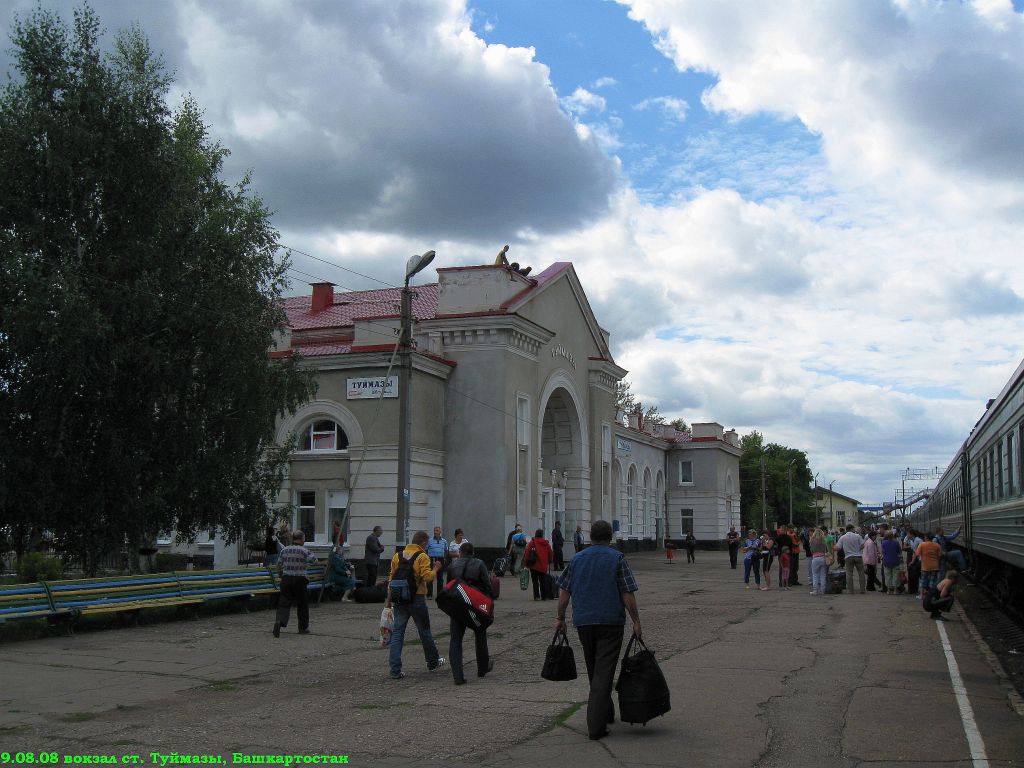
[937,619,991,768]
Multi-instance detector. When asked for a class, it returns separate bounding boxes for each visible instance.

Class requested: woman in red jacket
[524,529,554,601]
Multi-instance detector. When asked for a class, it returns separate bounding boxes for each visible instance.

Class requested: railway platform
[1,550,1022,767]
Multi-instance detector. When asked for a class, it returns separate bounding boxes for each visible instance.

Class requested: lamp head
[405,250,436,283]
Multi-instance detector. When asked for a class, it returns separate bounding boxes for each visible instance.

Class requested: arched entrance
[538,378,588,553]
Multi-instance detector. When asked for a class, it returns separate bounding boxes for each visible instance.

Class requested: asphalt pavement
[1,550,1021,767]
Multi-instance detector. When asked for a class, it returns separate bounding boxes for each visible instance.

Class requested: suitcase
[352,585,387,603]
[542,572,556,600]
[490,575,501,600]
[825,570,846,595]
[493,556,509,577]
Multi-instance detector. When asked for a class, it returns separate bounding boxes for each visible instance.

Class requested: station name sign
[347,376,398,400]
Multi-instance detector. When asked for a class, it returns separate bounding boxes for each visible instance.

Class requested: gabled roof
[278,262,615,363]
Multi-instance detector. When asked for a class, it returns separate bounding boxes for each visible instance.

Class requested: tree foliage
[738,431,815,531]
[614,380,669,426]
[0,7,315,572]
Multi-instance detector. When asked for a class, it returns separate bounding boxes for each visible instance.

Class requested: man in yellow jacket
[386,530,446,680]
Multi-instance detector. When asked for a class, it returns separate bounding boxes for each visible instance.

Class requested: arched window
[299,419,349,452]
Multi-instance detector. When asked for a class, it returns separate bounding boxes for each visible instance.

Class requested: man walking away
[552,521,565,571]
[446,542,495,685]
[913,532,942,602]
[555,520,641,741]
[863,530,881,592]
[386,530,446,679]
[273,530,319,637]
[726,526,740,569]
[364,525,384,587]
[836,525,865,594]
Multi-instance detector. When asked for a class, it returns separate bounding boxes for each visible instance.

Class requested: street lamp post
[396,250,435,548]
[787,458,797,525]
[813,472,820,522]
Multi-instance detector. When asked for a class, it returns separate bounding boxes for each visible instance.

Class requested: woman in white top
[448,528,468,557]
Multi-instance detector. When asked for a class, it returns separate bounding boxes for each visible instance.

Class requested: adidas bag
[437,578,494,630]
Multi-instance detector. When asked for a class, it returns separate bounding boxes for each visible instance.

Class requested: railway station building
[176,259,741,567]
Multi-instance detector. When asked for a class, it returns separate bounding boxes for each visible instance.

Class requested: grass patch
[202,682,237,692]
[58,712,97,722]
[555,701,584,726]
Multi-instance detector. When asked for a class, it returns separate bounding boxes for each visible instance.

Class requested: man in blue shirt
[425,526,449,597]
[554,520,641,741]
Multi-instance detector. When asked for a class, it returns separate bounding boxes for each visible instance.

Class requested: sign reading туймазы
[347,376,398,399]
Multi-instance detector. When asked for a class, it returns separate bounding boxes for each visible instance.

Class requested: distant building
[813,486,862,529]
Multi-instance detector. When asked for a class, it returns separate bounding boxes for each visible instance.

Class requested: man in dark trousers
[273,529,319,637]
[554,520,641,741]
[551,521,565,571]
[573,525,585,554]
[364,525,385,586]
[726,526,740,569]
[445,542,495,685]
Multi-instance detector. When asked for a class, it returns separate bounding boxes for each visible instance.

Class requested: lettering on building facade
[550,343,576,370]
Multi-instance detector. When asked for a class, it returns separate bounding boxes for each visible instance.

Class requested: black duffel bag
[541,628,577,681]
[615,634,671,725]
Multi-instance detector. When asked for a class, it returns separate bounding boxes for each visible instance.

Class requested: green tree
[614,380,665,426]
[0,7,315,573]
[738,431,814,531]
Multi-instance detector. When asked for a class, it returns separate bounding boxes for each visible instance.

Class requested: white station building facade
[174,259,741,567]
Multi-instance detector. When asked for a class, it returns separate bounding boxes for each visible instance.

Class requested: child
[779,546,791,590]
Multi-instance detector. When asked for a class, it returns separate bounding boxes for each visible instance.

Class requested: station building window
[299,419,349,452]
[678,460,693,485]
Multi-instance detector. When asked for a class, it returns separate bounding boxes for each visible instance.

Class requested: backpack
[389,551,424,605]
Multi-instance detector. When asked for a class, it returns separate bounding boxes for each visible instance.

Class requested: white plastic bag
[379,606,394,648]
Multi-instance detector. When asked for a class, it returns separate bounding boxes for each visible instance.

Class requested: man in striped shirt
[273,529,320,637]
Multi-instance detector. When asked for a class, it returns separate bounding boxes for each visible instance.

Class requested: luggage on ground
[493,556,509,577]
[541,628,577,681]
[353,585,386,603]
[616,634,671,725]
[826,569,846,594]
[490,574,501,600]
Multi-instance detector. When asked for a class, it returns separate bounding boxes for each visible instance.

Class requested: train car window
[1007,432,1014,497]
[988,447,996,502]
[997,438,1004,499]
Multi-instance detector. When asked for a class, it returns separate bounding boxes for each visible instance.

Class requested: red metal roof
[281,284,439,331]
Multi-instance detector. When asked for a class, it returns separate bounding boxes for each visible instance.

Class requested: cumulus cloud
[562,87,607,116]
[634,95,689,124]
[0,0,619,241]
[620,0,1024,217]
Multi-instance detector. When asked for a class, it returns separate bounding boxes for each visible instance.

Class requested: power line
[278,243,400,289]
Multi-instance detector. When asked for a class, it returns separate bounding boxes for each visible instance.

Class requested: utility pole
[760,453,767,532]
[396,250,435,548]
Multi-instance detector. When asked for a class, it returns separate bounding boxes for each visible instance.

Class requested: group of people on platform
[726,521,964,619]
[267,517,639,742]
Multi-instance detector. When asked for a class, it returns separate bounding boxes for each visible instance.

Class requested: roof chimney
[311,282,335,312]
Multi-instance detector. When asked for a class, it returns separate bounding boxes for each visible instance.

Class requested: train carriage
[911,357,1024,606]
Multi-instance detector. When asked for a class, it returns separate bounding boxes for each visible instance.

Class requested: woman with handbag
[524,529,554,600]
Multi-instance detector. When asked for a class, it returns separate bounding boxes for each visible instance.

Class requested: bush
[15,552,64,582]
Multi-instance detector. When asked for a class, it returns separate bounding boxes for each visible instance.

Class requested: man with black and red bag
[444,541,495,685]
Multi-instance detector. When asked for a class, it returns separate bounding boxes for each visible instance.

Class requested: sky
[2,0,1023,506]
